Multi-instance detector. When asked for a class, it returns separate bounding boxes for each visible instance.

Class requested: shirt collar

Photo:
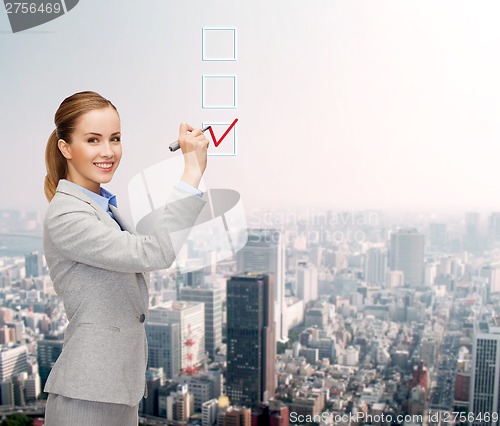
[67,181,117,212]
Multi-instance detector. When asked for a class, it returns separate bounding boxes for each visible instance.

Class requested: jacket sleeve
[44,186,207,273]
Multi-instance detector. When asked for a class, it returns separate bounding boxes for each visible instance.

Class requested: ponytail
[44,128,68,202]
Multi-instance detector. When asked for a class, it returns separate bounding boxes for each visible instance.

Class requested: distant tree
[1,413,33,426]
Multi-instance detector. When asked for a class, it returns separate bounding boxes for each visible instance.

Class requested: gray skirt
[44,393,139,426]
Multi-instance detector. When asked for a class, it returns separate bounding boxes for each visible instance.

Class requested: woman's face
[58,107,122,193]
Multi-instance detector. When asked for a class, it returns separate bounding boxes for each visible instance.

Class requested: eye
[111,136,121,142]
[87,138,98,143]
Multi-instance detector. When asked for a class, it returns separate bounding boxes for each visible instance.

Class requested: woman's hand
[177,122,209,189]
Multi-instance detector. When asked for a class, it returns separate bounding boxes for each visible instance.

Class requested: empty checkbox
[202,75,237,109]
[202,27,237,61]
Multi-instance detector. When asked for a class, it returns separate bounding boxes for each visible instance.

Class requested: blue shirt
[66,180,203,222]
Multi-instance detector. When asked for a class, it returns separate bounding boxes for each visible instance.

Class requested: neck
[66,175,100,194]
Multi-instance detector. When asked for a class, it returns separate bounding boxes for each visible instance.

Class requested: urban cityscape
[0,207,499,425]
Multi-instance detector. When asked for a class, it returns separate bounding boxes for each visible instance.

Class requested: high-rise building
[296,261,318,307]
[145,321,180,378]
[364,247,387,286]
[226,272,276,408]
[480,264,500,294]
[148,301,205,375]
[25,251,43,278]
[428,223,447,249]
[465,212,482,253]
[488,213,500,245]
[236,229,286,342]
[389,229,425,288]
[470,317,500,425]
[37,336,63,388]
[180,286,223,360]
[0,380,14,406]
[0,345,28,382]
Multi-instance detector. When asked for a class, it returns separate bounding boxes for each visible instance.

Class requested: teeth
[95,163,112,169]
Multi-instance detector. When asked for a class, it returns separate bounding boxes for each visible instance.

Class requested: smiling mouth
[93,162,114,170]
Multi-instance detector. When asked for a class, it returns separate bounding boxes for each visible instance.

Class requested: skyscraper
[25,251,43,278]
[488,213,500,246]
[296,261,318,307]
[236,229,286,342]
[470,317,500,425]
[364,247,387,286]
[37,336,63,388]
[226,272,276,408]
[179,286,223,360]
[465,212,482,253]
[389,229,425,288]
[428,223,447,249]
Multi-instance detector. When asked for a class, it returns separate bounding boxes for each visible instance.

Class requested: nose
[100,141,115,159]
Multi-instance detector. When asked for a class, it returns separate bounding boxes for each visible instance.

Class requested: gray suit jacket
[43,178,207,406]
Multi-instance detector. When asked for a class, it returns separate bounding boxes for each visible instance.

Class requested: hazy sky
[1,0,500,221]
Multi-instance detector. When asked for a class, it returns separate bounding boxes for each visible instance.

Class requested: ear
[58,139,72,160]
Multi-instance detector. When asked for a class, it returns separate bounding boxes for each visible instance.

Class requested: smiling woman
[42,91,210,426]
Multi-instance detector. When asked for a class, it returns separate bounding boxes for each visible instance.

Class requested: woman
[43,91,209,425]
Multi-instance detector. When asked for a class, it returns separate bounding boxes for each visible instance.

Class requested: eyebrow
[84,132,121,136]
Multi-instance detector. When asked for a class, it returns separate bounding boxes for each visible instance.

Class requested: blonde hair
[44,91,119,202]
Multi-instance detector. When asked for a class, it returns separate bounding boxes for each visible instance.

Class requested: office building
[465,212,482,253]
[488,213,500,245]
[37,336,63,388]
[236,228,286,342]
[226,272,276,408]
[202,398,218,426]
[25,251,43,278]
[470,317,500,425]
[296,261,318,307]
[218,406,251,426]
[179,286,223,359]
[389,229,425,288]
[428,223,447,249]
[148,301,205,374]
[166,384,194,422]
[0,345,28,382]
[364,247,387,286]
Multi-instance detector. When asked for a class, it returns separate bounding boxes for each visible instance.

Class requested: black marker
[169,126,211,152]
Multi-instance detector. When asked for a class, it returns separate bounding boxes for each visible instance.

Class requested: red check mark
[208,119,238,147]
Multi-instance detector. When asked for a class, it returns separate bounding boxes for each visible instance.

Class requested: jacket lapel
[109,205,137,235]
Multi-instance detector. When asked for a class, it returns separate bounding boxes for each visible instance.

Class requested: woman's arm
[44,185,207,273]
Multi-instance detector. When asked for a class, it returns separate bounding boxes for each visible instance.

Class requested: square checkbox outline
[202,75,237,109]
[203,122,237,156]
[202,27,237,61]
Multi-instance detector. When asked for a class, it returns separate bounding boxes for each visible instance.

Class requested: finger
[189,128,203,137]
[179,122,194,138]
